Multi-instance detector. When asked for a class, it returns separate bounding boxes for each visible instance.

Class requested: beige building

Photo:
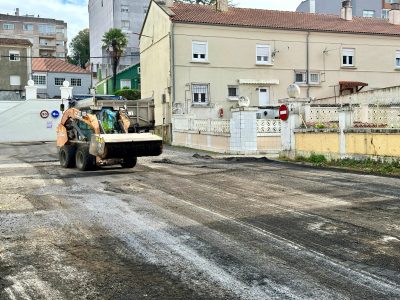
[0,9,67,59]
[140,0,400,142]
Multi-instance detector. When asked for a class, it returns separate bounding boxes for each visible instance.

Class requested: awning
[339,81,368,95]
[239,79,280,85]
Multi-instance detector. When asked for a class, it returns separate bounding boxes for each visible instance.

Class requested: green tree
[102,28,128,92]
[68,29,90,68]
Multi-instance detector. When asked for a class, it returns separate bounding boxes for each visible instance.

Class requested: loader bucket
[89,133,163,159]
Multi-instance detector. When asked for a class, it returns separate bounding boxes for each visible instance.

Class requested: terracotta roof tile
[170,3,400,36]
[0,38,32,46]
[32,58,90,74]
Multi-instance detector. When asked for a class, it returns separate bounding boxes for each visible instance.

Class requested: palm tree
[102,28,128,92]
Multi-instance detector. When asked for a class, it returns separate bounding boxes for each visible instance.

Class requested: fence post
[338,106,352,158]
[281,100,304,158]
[60,81,73,100]
[25,80,37,100]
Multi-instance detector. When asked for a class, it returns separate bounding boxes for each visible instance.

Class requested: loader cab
[97,108,124,134]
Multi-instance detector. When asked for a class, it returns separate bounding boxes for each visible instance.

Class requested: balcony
[38,32,56,39]
[39,44,56,50]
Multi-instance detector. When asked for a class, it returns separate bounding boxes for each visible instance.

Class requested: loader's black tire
[59,145,76,168]
[121,157,137,168]
[75,147,96,171]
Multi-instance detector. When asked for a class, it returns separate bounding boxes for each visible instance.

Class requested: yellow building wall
[295,133,340,153]
[140,2,172,127]
[346,133,400,157]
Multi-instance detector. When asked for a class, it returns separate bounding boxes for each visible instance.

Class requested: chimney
[216,0,228,12]
[309,0,315,13]
[15,8,19,16]
[340,0,352,21]
[389,3,400,25]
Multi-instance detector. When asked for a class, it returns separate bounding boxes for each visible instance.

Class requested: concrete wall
[346,131,400,157]
[173,131,231,153]
[295,131,340,154]
[257,136,282,153]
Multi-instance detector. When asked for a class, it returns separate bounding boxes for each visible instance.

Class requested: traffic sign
[279,105,289,121]
[51,110,60,118]
[40,110,49,119]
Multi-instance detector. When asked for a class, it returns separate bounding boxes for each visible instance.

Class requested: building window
[55,78,65,86]
[295,71,307,84]
[309,72,320,84]
[228,86,239,98]
[56,53,65,58]
[396,51,400,68]
[294,71,320,84]
[382,9,390,19]
[137,66,141,74]
[23,24,34,31]
[342,48,355,66]
[121,20,130,30]
[56,28,65,34]
[256,44,271,64]
[71,78,82,86]
[120,79,131,89]
[40,39,49,46]
[10,75,21,86]
[363,10,375,18]
[3,23,14,30]
[9,51,20,61]
[33,74,47,86]
[38,24,56,35]
[192,84,209,104]
[121,5,129,12]
[56,40,65,46]
[192,41,208,62]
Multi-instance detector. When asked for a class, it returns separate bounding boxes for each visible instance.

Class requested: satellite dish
[238,96,250,107]
[287,84,301,98]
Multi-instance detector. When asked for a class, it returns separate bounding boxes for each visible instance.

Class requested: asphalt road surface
[0,142,400,300]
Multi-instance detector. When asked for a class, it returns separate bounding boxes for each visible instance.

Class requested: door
[259,87,269,106]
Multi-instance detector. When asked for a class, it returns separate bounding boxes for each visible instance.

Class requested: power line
[1,53,140,59]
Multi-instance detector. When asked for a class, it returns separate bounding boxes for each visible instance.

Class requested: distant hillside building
[297,0,388,19]
[0,8,68,59]
[32,58,91,98]
[0,38,32,100]
[88,0,149,80]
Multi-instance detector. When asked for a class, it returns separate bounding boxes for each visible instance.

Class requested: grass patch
[286,154,400,177]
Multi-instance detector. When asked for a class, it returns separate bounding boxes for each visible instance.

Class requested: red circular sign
[40,110,49,119]
[279,105,289,121]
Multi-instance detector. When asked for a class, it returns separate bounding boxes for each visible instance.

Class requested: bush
[308,153,327,164]
[114,88,141,100]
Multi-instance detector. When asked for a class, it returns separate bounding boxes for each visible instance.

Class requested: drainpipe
[306,31,310,98]
[170,22,176,143]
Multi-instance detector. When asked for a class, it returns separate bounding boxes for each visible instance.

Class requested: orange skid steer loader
[56,97,162,171]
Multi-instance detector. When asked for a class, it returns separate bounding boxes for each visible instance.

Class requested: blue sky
[0,0,302,49]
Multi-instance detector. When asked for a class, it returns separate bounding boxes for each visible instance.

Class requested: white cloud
[0,0,89,51]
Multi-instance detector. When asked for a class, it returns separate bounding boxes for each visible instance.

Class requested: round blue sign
[51,110,60,118]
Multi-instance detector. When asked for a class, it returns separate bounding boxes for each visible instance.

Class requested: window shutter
[193,42,206,55]
[342,48,354,57]
[257,46,269,57]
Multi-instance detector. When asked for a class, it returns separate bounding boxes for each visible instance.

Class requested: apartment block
[297,0,388,18]
[88,0,149,79]
[0,8,67,59]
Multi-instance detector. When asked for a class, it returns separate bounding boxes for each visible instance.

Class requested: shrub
[308,153,327,164]
[114,88,141,100]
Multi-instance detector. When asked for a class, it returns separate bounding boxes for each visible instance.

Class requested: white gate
[0,99,63,143]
